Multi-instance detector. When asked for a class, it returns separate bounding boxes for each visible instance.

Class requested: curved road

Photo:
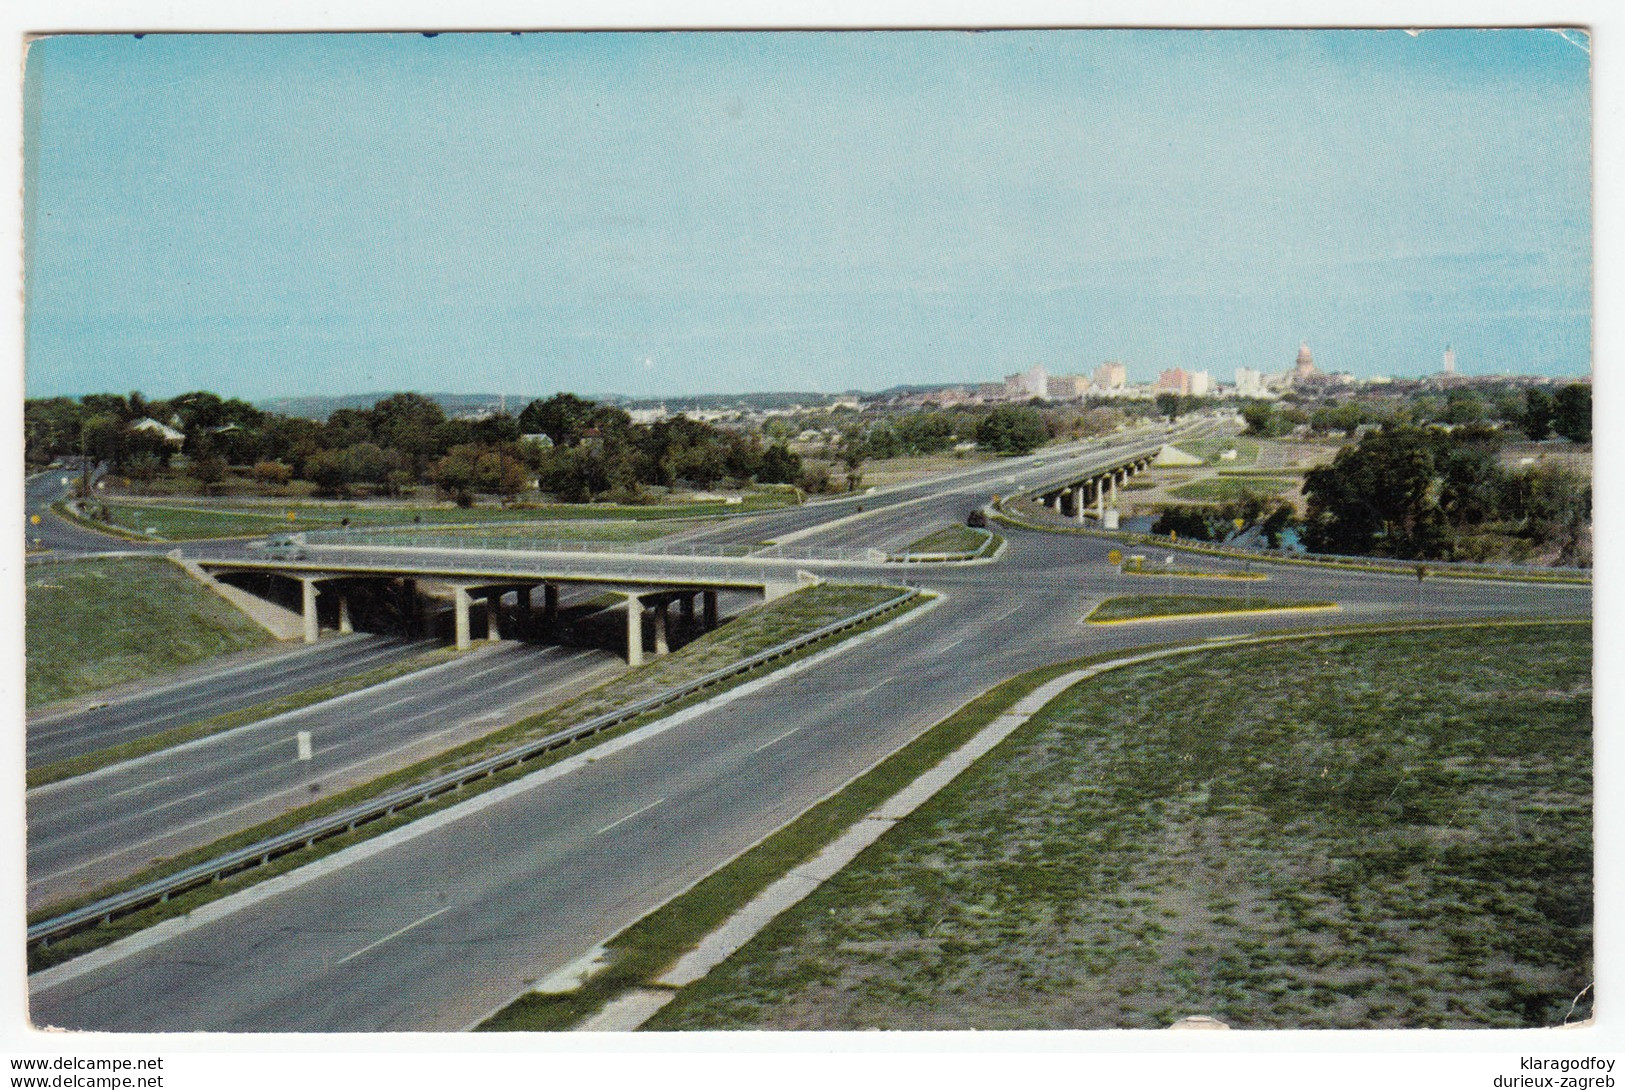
[29,516,1589,1031]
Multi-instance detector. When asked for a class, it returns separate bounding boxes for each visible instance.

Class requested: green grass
[26,558,273,708]
[26,646,466,788]
[1178,436,1259,465]
[94,494,796,540]
[27,583,920,970]
[1087,595,1330,622]
[651,624,1591,1030]
[1167,477,1297,502]
[478,648,1156,1032]
[356,521,684,548]
[898,525,997,558]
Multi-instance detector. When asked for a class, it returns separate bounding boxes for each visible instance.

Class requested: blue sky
[24,29,1591,400]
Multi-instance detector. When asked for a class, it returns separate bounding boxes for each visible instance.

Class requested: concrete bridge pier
[703,590,719,630]
[679,592,695,628]
[625,594,645,667]
[653,599,670,656]
[485,590,503,642]
[1073,485,1086,523]
[453,586,474,651]
[337,592,353,636]
[300,579,320,644]
[543,583,559,625]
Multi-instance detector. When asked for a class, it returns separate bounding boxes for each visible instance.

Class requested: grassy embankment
[26,558,272,709]
[1167,478,1298,502]
[1175,436,1259,464]
[650,624,1591,1030]
[898,525,1000,558]
[29,583,922,971]
[1086,595,1332,623]
[85,494,793,541]
[1118,560,1266,581]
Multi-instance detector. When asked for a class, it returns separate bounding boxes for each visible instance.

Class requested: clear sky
[23,29,1591,401]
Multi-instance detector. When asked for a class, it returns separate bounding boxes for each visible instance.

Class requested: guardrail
[299,530,889,566]
[27,586,922,951]
[994,499,1591,584]
[887,527,1002,564]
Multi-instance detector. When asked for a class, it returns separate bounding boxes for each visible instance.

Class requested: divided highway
[27,641,624,910]
[28,435,1589,1029]
[27,634,434,768]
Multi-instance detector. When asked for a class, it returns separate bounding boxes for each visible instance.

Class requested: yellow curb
[1118,569,1267,581]
[1086,603,1341,625]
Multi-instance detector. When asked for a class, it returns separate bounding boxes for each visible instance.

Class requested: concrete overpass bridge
[1022,444,1164,528]
[180,543,830,665]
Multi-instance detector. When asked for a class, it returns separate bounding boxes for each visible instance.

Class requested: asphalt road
[28,518,1589,1031]
[24,468,157,556]
[26,633,435,768]
[26,641,625,910]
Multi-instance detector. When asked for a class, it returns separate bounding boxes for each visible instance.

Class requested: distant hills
[256,389,882,420]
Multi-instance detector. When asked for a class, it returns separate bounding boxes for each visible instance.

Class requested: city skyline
[25,30,1592,400]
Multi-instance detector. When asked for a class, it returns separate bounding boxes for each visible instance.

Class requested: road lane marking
[754,727,802,753]
[334,906,452,967]
[595,798,665,835]
[937,635,967,652]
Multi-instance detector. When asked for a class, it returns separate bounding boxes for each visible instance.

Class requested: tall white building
[1189,370,1211,397]
[1092,360,1127,390]
[1235,367,1264,397]
[1004,364,1049,400]
[1443,345,1457,375]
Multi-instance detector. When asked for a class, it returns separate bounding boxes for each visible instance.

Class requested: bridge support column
[486,591,502,642]
[654,600,670,656]
[679,592,694,627]
[1096,478,1106,518]
[301,580,319,644]
[1073,486,1086,523]
[544,583,559,624]
[454,586,472,651]
[1050,492,1061,512]
[337,593,353,635]
[703,590,719,630]
[625,595,644,667]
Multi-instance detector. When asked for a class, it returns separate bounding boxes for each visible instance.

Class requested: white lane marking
[992,604,1024,625]
[105,774,177,800]
[754,727,802,753]
[936,635,967,652]
[333,906,452,967]
[29,595,945,991]
[595,797,665,836]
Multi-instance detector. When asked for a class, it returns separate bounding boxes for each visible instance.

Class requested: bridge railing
[299,528,888,565]
[27,586,922,952]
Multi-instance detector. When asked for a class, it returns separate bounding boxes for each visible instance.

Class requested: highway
[26,641,625,910]
[27,633,435,767]
[28,502,1589,1030]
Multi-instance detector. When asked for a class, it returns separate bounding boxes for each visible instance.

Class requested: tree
[975,406,1048,455]
[518,393,596,447]
[1300,428,1452,559]
[1522,387,1556,441]
[839,428,867,492]
[1553,384,1591,444]
[1155,393,1181,423]
[1240,402,1290,438]
[759,444,801,485]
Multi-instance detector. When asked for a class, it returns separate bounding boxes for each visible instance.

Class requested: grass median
[1086,595,1333,623]
[26,646,467,789]
[28,583,923,973]
[650,622,1590,1030]
[26,557,272,709]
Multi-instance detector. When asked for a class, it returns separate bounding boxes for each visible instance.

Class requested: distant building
[1046,374,1089,400]
[1092,360,1127,390]
[1443,345,1457,375]
[1234,367,1264,398]
[628,407,669,425]
[1004,364,1049,401]
[1293,341,1318,384]
[1188,370,1211,397]
[1155,368,1191,396]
